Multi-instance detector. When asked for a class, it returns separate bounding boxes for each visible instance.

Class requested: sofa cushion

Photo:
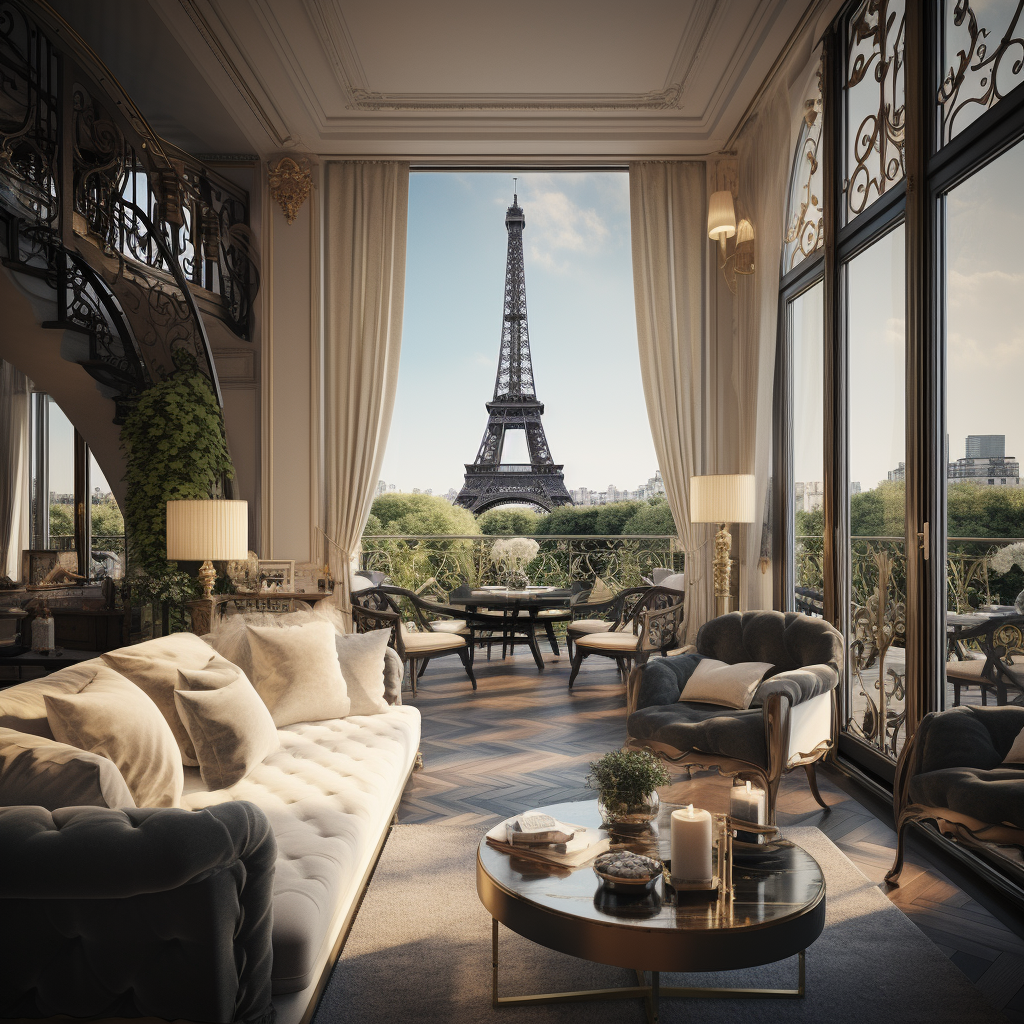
[909,766,1024,830]
[0,727,136,810]
[102,632,242,766]
[634,653,705,710]
[0,660,105,738]
[182,704,421,994]
[680,658,773,709]
[206,609,313,680]
[174,667,280,790]
[335,629,391,716]
[45,666,184,808]
[248,621,351,726]
[627,702,767,768]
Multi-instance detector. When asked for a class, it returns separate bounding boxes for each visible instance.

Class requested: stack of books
[485,812,611,868]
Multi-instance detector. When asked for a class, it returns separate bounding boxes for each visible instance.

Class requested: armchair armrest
[0,801,276,1023]
[752,663,839,708]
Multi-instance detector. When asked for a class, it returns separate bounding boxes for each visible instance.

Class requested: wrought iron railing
[360,534,683,595]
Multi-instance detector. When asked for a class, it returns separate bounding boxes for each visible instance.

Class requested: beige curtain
[0,360,31,579]
[322,161,409,626]
[735,81,792,610]
[629,162,711,642]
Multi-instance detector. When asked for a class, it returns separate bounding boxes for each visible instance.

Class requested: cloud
[517,183,609,272]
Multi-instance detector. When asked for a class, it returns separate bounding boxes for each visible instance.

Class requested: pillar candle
[730,780,766,842]
[670,804,713,882]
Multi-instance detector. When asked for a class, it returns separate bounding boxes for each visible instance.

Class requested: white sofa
[0,633,420,1024]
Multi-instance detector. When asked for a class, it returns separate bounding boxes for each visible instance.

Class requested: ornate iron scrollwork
[844,0,907,220]
[939,0,1024,145]
[783,58,824,274]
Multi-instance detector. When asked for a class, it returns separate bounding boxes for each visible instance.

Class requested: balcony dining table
[946,606,1024,705]
[448,585,574,671]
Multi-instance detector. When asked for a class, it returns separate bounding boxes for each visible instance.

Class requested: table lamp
[166,499,248,600]
[690,475,756,616]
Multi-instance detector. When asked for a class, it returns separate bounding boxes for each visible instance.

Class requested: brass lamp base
[198,559,217,600]
[713,522,732,617]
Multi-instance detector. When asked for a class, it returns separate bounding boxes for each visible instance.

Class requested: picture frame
[21,549,59,585]
[257,559,295,592]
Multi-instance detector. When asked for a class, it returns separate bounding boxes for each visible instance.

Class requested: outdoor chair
[794,587,824,617]
[626,611,844,823]
[887,705,1024,889]
[565,585,651,659]
[568,586,685,688]
[350,586,476,696]
[945,613,1024,707]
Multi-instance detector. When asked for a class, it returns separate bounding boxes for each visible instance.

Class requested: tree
[49,503,73,537]
[91,499,124,538]
[621,497,676,535]
[477,507,541,535]
[364,492,479,536]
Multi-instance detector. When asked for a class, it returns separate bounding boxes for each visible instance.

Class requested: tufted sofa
[0,637,420,1024]
[626,611,844,822]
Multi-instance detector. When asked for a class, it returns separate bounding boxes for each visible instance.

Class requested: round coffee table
[477,799,825,1023]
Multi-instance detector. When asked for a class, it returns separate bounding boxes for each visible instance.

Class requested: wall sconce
[708,190,755,294]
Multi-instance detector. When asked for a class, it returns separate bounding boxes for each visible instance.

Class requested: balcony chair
[626,611,844,823]
[945,613,1024,707]
[887,705,1024,888]
[568,586,685,688]
[565,585,651,658]
[350,586,476,696]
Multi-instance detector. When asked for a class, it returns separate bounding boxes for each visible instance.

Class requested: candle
[670,804,713,883]
[730,780,766,843]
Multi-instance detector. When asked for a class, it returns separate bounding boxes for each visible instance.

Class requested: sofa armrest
[752,662,839,708]
[0,801,276,1024]
[383,646,404,704]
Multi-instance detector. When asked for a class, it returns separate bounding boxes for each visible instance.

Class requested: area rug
[314,823,1005,1023]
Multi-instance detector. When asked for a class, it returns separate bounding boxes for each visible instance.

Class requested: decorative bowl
[593,851,663,894]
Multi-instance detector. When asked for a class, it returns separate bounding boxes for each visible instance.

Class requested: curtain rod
[410,163,630,172]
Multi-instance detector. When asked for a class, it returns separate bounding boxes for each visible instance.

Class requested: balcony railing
[360,534,682,595]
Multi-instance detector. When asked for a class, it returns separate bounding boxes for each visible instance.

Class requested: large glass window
[845,226,907,759]
[944,138,1024,708]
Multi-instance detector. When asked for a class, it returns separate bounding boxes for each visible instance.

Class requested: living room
[1,1,1024,1022]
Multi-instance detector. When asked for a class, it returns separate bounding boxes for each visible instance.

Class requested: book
[506,812,575,846]
[485,815,611,868]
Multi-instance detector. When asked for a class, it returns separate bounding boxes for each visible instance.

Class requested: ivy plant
[120,351,236,604]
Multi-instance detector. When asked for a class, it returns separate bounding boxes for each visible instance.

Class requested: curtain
[735,80,792,610]
[0,360,31,579]
[322,161,409,627]
[629,162,712,643]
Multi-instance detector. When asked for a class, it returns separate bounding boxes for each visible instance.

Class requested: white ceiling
[57,0,820,159]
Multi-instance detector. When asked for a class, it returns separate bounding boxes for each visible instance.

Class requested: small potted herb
[587,749,670,829]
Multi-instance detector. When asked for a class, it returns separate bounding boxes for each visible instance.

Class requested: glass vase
[597,789,660,830]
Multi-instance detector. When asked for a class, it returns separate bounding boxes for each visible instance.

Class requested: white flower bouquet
[489,536,540,589]
[988,542,1024,576]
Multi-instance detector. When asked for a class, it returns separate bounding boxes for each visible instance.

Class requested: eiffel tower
[455,190,573,515]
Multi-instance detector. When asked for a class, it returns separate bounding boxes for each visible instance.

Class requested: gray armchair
[626,611,844,823]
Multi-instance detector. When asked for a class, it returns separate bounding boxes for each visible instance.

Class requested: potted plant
[587,749,669,829]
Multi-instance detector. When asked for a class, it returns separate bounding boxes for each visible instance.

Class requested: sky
[378,171,658,496]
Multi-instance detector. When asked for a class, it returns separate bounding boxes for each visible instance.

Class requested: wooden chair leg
[803,762,829,810]
[568,648,586,688]
[408,658,418,698]
[885,818,909,887]
[543,621,560,657]
[457,647,477,690]
[418,657,431,679]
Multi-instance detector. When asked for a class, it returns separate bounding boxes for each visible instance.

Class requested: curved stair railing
[0,0,258,422]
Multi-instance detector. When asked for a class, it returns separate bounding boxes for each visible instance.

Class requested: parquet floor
[397,645,1024,1020]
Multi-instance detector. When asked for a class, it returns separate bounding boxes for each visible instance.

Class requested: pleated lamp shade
[166,500,248,561]
[707,190,737,241]
[690,475,756,524]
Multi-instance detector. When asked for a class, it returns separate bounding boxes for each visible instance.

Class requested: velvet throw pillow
[0,727,136,810]
[102,632,243,766]
[335,629,391,716]
[247,620,351,726]
[174,665,280,790]
[679,658,775,710]
[45,665,183,807]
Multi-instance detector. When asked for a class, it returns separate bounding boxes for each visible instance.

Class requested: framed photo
[21,549,59,585]
[257,559,295,592]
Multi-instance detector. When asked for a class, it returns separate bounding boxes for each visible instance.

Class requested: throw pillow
[588,577,615,605]
[658,572,686,594]
[0,727,136,810]
[45,665,184,807]
[174,665,280,790]
[679,658,775,710]
[0,660,105,738]
[335,629,391,716]
[247,620,351,726]
[206,607,316,682]
[1003,726,1024,765]
[102,632,243,766]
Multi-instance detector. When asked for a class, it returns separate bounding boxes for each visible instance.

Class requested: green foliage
[366,492,480,536]
[49,503,73,537]
[621,497,676,536]
[91,499,124,538]
[120,353,234,603]
[477,507,541,535]
[586,749,669,803]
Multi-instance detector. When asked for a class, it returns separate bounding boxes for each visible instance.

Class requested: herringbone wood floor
[397,646,1024,1019]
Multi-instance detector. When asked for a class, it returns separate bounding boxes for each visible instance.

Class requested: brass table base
[491,919,805,1024]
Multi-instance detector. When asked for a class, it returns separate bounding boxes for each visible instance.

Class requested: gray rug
[315,822,1005,1023]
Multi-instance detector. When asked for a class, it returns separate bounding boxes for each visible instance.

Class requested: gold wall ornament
[269,157,312,224]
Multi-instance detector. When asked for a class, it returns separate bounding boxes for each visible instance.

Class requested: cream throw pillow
[679,658,775,710]
[206,608,315,682]
[45,666,183,807]
[174,665,280,790]
[103,632,243,766]
[247,620,351,726]
[0,726,136,810]
[588,577,615,605]
[335,629,391,716]
[1003,726,1024,764]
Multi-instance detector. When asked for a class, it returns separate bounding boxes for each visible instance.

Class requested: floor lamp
[166,499,249,600]
[690,475,756,617]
